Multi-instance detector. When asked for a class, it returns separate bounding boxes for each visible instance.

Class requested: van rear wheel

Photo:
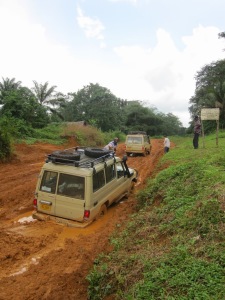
[97,204,107,219]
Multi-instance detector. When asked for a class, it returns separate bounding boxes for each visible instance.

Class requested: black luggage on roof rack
[46,147,115,168]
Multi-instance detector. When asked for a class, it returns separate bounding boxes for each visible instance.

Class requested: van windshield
[127,137,142,144]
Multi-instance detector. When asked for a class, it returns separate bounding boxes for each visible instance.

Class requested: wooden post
[201,121,205,148]
[216,120,219,147]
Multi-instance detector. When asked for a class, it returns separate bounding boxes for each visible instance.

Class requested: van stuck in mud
[33,147,138,227]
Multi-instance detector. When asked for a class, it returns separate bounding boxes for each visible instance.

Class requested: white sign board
[201,108,220,120]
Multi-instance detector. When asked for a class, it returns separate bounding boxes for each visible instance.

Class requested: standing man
[163,135,170,153]
[193,115,201,149]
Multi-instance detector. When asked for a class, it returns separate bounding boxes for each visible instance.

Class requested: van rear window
[127,137,142,144]
[57,174,85,199]
[40,171,58,194]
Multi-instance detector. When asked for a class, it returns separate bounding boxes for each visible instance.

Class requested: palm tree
[32,81,67,119]
[32,81,57,105]
[0,77,22,103]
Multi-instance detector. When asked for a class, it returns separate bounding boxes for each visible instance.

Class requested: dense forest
[0,78,184,136]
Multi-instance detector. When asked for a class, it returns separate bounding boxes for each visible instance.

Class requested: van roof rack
[46,147,116,169]
[128,131,147,135]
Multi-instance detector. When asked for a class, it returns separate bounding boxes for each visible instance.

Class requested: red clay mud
[0,139,165,300]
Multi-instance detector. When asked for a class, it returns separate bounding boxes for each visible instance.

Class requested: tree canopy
[0,78,185,136]
[189,59,225,130]
[0,86,49,128]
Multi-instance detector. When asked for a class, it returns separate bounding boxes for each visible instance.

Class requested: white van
[125,131,152,156]
[33,147,138,227]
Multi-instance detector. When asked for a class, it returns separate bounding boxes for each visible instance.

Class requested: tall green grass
[15,122,126,146]
[86,133,225,300]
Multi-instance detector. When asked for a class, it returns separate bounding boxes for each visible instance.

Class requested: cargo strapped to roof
[46,147,116,169]
[128,131,147,135]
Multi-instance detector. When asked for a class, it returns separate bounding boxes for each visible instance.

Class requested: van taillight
[33,198,37,208]
[84,210,90,219]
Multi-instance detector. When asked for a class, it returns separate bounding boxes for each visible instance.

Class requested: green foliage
[32,81,67,120]
[32,123,63,142]
[0,87,50,128]
[62,83,125,132]
[0,117,13,161]
[124,101,183,136]
[86,264,113,300]
[102,130,126,144]
[87,133,225,300]
[0,78,186,135]
[0,77,21,103]
[132,247,224,300]
[0,130,12,161]
[189,59,225,131]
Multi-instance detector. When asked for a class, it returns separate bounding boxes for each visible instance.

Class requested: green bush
[0,128,12,161]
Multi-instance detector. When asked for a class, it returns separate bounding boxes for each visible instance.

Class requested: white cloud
[111,26,224,126]
[76,5,105,47]
[0,2,224,127]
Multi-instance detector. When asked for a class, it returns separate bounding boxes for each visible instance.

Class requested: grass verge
[86,133,225,300]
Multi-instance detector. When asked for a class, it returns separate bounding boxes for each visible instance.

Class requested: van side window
[105,164,116,183]
[116,162,125,178]
[57,174,84,199]
[93,170,105,192]
[40,171,58,194]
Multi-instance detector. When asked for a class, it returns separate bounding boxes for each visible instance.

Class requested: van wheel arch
[97,204,107,219]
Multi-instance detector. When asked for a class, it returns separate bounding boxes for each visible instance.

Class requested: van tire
[50,151,80,161]
[97,204,107,219]
[84,148,111,158]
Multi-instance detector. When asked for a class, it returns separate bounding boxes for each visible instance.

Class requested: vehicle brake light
[33,198,37,208]
[84,210,90,219]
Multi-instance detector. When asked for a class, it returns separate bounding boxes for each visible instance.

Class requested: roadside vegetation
[86,132,225,300]
[0,119,127,161]
[0,77,185,161]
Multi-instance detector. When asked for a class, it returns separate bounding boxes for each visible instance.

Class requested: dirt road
[0,139,164,300]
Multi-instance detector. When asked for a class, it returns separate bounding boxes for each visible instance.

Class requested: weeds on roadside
[86,133,225,300]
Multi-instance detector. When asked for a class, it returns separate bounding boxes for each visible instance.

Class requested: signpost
[200,108,220,147]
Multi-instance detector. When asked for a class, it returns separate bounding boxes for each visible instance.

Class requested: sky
[0,0,224,127]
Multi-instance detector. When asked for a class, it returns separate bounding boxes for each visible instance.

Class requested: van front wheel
[143,150,147,157]
[97,204,107,219]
